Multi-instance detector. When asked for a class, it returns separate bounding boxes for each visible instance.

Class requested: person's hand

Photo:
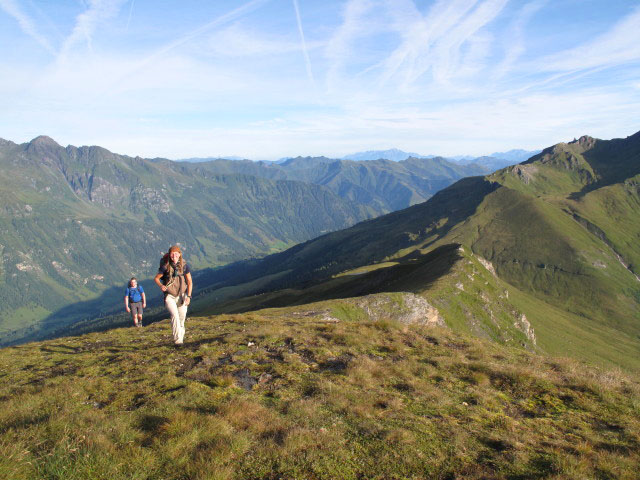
[161,285,167,292]
[126,307,130,313]
[143,303,146,308]
[185,297,191,306]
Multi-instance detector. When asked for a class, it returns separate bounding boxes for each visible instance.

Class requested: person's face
[131,279,137,287]
[170,251,180,263]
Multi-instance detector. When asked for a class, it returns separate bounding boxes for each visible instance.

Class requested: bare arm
[185,272,193,305]
[142,292,146,308]
[154,273,167,292]
[124,295,130,312]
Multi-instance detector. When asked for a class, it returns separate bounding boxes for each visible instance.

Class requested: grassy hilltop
[1,303,639,480]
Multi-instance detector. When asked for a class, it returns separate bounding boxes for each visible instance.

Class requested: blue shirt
[125,285,144,303]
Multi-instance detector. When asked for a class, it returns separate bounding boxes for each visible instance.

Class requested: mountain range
[0,136,484,345]
[2,130,638,373]
[185,148,540,171]
[185,156,487,213]
[341,147,539,167]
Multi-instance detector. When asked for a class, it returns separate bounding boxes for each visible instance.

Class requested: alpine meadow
[1,1,640,479]
[1,130,639,479]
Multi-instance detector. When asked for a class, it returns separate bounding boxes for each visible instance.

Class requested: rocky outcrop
[352,292,446,327]
[511,164,537,184]
[513,314,536,345]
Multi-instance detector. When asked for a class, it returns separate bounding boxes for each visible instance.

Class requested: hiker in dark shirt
[154,245,193,345]
[124,277,146,327]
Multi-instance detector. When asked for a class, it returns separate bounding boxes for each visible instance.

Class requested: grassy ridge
[1,308,638,479]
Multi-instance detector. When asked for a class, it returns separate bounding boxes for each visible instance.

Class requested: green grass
[335,262,399,277]
[1,307,638,479]
[506,286,640,373]
[0,306,50,335]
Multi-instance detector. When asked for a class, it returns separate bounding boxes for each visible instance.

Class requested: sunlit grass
[1,305,639,479]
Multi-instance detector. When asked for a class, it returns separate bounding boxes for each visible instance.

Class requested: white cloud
[394,0,508,87]
[58,0,128,62]
[1,0,639,160]
[0,0,55,54]
[203,23,317,57]
[535,5,640,75]
[109,0,272,87]
[293,0,316,90]
[324,0,510,98]
[493,0,547,80]
[10,82,633,160]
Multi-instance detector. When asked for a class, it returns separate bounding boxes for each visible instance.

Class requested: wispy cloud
[326,0,510,95]
[58,0,127,62]
[204,23,321,57]
[536,5,640,75]
[493,0,547,80]
[374,0,510,89]
[292,0,317,90]
[325,0,382,91]
[119,0,271,79]
[125,0,134,30]
[1,0,639,159]
[0,0,55,54]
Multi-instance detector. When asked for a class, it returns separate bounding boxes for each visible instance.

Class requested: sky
[1,0,639,160]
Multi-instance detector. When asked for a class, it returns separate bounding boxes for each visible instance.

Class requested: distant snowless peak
[174,148,541,164]
[342,149,432,162]
[341,148,540,163]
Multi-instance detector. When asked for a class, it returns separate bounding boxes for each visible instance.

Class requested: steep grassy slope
[175,132,640,372]
[193,244,538,352]
[1,308,638,479]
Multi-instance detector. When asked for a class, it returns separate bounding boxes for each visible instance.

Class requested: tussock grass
[1,307,639,479]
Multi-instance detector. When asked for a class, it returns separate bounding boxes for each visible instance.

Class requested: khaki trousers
[165,294,187,344]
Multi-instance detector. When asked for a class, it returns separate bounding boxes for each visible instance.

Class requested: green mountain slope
[179,131,640,371]
[1,308,638,479]
[189,155,487,213]
[0,136,491,346]
[0,137,374,343]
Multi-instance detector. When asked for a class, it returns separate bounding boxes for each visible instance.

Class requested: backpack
[159,254,185,294]
[128,286,143,302]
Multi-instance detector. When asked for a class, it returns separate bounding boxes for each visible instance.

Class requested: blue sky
[1,0,639,159]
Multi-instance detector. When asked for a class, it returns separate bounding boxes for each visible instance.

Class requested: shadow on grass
[205,242,464,315]
[0,412,50,435]
[568,134,640,200]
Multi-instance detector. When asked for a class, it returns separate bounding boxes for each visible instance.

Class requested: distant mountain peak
[29,135,60,148]
[343,149,431,162]
[568,135,596,150]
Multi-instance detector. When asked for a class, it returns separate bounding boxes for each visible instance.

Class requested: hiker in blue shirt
[124,277,146,327]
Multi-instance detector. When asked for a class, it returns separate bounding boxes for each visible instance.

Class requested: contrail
[123,0,271,78]
[0,0,56,54]
[126,0,135,30]
[292,0,317,91]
